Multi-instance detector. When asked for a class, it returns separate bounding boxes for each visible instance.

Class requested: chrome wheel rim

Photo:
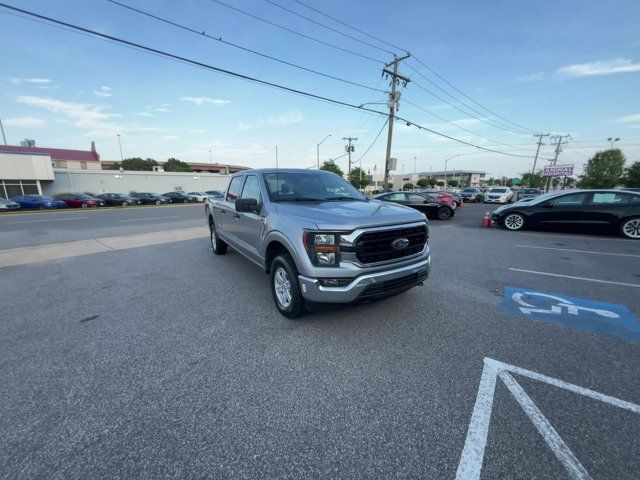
[274,267,292,308]
[210,227,216,250]
[505,214,524,230]
[623,219,640,238]
[439,208,451,220]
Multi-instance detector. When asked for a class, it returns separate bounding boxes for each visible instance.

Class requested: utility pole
[0,118,7,145]
[382,53,411,192]
[545,134,570,191]
[343,136,357,179]
[530,132,549,187]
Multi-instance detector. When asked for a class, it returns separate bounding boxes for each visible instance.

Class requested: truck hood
[275,199,426,230]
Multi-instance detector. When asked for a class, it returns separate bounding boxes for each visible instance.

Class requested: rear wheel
[620,217,640,239]
[121,201,128,207]
[209,217,228,255]
[38,205,45,210]
[81,202,87,208]
[504,213,525,231]
[155,200,161,205]
[437,206,452,220]
[270,254,306,319]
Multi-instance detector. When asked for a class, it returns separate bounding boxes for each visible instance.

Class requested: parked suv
[484,187,514,204]
[206,169,431,318]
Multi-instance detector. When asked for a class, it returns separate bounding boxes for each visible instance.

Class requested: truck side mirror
[235,198,260,212]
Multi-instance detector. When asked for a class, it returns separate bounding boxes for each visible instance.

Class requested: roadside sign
[501,286,639,343]
[511,178,521,185]
[543,164,574,176]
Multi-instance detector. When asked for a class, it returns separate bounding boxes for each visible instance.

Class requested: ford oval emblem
[391,238,410,250]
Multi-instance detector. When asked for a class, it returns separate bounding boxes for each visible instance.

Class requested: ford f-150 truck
[205,168,431,318]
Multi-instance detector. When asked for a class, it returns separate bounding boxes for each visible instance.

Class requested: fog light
[319,278,351,287]
[316,252,336,265]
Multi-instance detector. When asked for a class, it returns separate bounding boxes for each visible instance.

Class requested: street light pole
[116,134,124,161]
[209,150,213,165]
[443,154,461,190]
[317,134,332,169]
[607,136,620,150]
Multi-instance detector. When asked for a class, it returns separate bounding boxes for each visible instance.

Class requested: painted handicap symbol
[512,291,620,319]
[501,286,640,343]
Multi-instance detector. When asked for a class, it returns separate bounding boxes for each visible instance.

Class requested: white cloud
[101,86,111,91]
[154,107,170,112]
[3,117,45,127]
[188,128,206,134]
[237,122,253,131]
[514,71,545,83]
[614,113,640,123]
[94,86,112,97]
[134,112,155,117]
[10,78,52,85]
[162,135,180,141]
[181,96,231,106]
[261,111,303,127]
[556,58,640,78]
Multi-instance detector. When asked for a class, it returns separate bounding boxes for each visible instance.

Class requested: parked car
[205,190,224,199]
[484,187,514,204]
[187,191,209,202]
[491,189,640,239]
[421,191,457,208]
[94,193,140,207]
[130,192,170,205]
[517,188,541,201]
[460,187,482,203]
[54,193,105,208]
[0,198,21,211]
[11,195,67,210]
[373,192,456,220]
[206,169,431,318]
[445,191,463,207]
[163,191,197,203]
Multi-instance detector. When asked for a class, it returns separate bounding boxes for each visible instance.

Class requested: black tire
[437,206,453,220]
[121,201,128,207]
[155,200,161,206]
[38,205,45,210]
[503,212,526,231]
[209,217,228,255]
[620,217,640,240]
[270,253,306,319]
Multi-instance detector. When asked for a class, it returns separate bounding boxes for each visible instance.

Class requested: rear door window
[589,192,628,204]
[551,192,588,206]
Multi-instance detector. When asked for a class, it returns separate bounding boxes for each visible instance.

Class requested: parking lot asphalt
[1,202,639,479]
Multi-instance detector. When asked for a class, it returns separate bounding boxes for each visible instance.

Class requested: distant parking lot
[1,202,638,478]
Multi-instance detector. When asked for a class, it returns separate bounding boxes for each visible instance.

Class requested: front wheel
[620,217,640,239]
[155,200,161,205]
[81,202,87,208]
[504,213,525,231]
[437,206,452,220]
[121,201,128,207]
[209,218,228,255]
[270,254,306,319]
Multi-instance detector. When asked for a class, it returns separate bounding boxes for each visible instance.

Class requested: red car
[54,193,105,208]
[423,193,457,207]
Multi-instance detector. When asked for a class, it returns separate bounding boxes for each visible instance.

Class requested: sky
[1,0,639,178]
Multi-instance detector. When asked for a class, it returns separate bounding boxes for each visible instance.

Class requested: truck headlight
[303,231,340,266]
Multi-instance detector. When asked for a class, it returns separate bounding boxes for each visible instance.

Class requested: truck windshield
[263,172,367,202]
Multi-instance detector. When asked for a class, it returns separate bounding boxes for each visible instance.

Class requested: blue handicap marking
[501,286,640,343]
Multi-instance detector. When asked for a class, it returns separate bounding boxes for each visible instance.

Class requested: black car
[517,188,541,201]
[491,189,640,239]
[95,193,141,207]
[130,192,170,205]
[460,187,482,202]
[373,192,456,220]
[162,191,196,203]
[205,190,224,199]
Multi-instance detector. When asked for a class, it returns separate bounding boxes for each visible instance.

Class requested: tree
[348,167,369,189]
[521,171,544,188]
[428,177,437,187]
[403,182,414,190]
[20,138,36,147]
[436,181,444,187]
[578,149,625,189]
[164,157,192,172]
[623,161,640,188]
[448,179,459,187]
[112,157,158,171]
[320,160,343,177]
[416,178,430,188]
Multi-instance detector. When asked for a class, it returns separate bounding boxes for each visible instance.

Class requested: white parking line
[118,215,180,223]
[5,216,89,225]
[509,268,640,288]
[515,231,637,243]
[515,244,640,258]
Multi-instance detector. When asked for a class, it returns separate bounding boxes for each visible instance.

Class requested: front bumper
[298,256,431,303]
[484,198,507,204]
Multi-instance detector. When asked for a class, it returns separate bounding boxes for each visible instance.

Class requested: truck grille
[355,225,428,264]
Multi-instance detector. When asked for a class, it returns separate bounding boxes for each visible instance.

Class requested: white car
[187,191,208,202]
[484,187,514,204]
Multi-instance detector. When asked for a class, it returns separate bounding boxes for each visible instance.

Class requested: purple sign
[543,165,574,176]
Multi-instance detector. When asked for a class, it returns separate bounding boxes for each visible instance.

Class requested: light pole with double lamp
[443,154,461,189]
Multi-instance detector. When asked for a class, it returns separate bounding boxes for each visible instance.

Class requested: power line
[0,2,547,162]
[107,0,385,93]
[405,63,531,135]
[354,118,388,163]
[291,0,407,53]
[262,0,395,56]
[209,0,384,64]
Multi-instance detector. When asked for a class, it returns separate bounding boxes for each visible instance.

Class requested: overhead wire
[208,0,384,64]
[0,2,549,161]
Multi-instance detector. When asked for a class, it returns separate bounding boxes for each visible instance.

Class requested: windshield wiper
[323,196,362,201]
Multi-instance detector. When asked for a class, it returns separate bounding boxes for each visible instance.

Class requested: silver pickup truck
[205,168,431,318]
